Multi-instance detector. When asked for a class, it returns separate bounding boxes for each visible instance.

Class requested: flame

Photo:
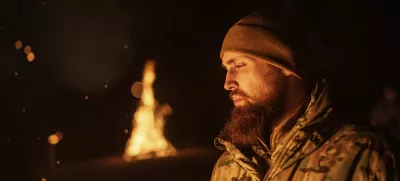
[123,60,176,161]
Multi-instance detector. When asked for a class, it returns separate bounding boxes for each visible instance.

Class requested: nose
[224,71,238,91]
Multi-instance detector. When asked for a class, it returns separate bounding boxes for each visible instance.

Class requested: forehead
[222,52,254,64]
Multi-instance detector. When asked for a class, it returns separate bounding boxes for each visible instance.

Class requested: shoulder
[323,124,394,155]
[301,125,398,180]
[325,124,397,173]
[214,151,237,169]
[211,151,253,181]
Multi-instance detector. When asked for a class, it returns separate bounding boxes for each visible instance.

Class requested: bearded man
[211,11,398,181]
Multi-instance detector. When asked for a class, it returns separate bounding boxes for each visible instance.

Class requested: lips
[229,91,249,106]
[232,96,245,106]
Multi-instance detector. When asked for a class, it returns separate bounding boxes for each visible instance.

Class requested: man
[211,11,398,181]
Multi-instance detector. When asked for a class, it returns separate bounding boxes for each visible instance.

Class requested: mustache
[229,89,250,101]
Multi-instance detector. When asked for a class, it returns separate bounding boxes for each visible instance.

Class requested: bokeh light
[124,44,128,50]
[27,52,35,62]
[131,81,143,98]
[15,40,22,50]
[24,45,32,54]
[55,131,63,140]
[48,134,59,145]
[160,103,173,116]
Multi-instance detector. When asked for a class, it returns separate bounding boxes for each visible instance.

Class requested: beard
[219,72,285,148]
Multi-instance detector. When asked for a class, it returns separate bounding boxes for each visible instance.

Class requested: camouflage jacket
[211,80,398,181]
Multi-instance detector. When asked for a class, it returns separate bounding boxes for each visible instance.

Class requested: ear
[282,69,292,77]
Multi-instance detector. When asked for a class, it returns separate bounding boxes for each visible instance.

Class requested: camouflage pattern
[211,80,398,181]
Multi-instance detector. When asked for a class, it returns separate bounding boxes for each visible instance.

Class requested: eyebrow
[220,57,238,69]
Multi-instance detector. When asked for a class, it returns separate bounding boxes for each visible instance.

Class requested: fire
[123,60,176,161]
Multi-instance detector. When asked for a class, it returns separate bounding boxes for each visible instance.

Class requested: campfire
[123,60,176,161]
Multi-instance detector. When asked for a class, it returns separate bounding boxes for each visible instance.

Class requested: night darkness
[1,0,399,180]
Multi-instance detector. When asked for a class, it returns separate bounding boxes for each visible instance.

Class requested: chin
[233,101,248,108]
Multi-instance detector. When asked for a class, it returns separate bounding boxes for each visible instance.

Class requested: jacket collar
[215,78,335,179]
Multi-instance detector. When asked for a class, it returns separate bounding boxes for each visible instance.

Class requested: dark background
[0,0,399,180]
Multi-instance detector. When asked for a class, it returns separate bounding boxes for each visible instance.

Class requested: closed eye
[235,64,245,69]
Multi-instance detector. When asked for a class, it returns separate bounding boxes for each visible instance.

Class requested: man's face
[219,52,286,147]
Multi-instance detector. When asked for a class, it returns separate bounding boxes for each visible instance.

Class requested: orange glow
[41,178,47,181]
[160,103,173,116]
[131,81,143,98]
[48,135,59,145]
[55,131,63,140]
[14,72,18,76]
[15,40,23,50]
[27,52,35,62]
[24,45,32,54]
[124,44,129,50]
[123,60,176,161]
[85,96,89,100]
[48,132,63,145]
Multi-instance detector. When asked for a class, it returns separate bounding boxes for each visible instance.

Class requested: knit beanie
[221,11,302,80]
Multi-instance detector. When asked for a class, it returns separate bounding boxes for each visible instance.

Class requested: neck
[264,76,306,150]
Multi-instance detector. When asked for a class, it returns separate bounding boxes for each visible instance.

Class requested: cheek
[238,72,266,98]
